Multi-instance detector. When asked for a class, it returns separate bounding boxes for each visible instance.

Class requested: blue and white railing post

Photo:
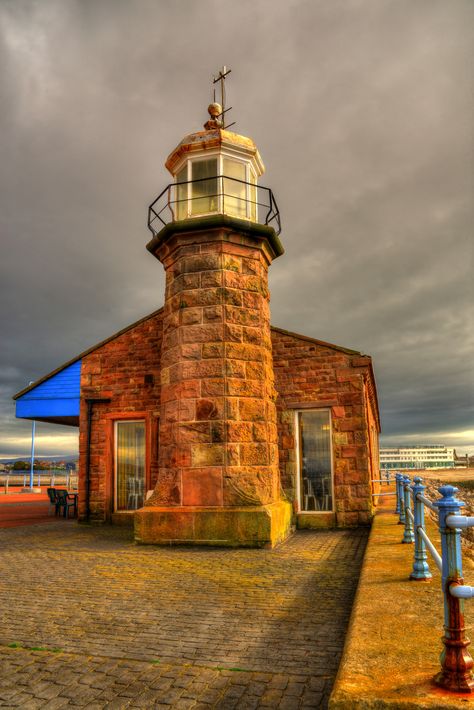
[395,472,401,514]
[409,476,431,581]
[397,473,406,524]
[434,485,474,692]
[402,475,415,544]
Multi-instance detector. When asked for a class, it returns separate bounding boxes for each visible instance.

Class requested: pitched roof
[13,308,164,400]
[13,309,370,399]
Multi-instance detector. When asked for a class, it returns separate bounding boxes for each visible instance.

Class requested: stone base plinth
[297,512,336,529]
[134,500,292,548]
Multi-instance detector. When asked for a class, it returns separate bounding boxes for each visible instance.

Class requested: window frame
[174,151,258,221]
[113,418,147,513]
[104,412,152,517]
[295,408,334,514]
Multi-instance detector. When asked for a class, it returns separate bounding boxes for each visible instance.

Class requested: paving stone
[0,524,368,710]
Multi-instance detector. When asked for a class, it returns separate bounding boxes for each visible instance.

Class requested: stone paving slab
[0,522,368,708]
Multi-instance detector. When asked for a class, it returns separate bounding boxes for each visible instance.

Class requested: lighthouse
[135,70,292,547]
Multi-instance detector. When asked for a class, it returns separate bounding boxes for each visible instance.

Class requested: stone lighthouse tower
[135,72,291,547]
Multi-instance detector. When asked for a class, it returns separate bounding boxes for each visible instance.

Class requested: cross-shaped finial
[209,66,235,130]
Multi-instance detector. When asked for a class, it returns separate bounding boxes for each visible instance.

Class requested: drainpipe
[85,398,111,522]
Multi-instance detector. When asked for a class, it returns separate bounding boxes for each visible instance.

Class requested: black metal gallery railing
[147,176,281,237]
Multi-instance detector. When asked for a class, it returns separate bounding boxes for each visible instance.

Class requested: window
[115,420,145,511]
[176,165,188,221]
[191,158,218,215]
[174,155,258,221]
[297,410,333,512]
[223,157,246,219]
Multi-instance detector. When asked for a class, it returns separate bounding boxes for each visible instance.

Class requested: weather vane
[205,65,236,131]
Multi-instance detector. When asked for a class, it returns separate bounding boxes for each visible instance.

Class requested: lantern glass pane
[176,165,188,220]
[191,159,218,215]
[223,158,247,219]
[249,171,257,222]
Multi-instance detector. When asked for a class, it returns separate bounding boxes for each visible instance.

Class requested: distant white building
[380,445,455,470]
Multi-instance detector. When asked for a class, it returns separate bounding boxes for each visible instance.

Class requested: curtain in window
[299,410,333,511]
[116,421,145,511]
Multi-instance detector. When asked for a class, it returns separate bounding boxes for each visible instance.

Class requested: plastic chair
[46,487,60,516]
[55,489,77,518]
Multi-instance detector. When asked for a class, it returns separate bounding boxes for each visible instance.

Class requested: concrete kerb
[329,490,474,710]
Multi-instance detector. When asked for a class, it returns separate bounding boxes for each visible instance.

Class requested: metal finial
[204,66,236,130]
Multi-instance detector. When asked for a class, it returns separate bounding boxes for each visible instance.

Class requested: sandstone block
[201,271,222,287]
[191,443,225,467]
[182,468,223,506]
[227,421,253,443]
[201,378,225,396]
[196,398,221,420]
[203,305,223,322]
[179,422,211,444]
[181,324,224,344]
[239,398,266,421]
[181,307,202,325]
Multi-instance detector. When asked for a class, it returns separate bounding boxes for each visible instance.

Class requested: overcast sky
[0,0,472,459]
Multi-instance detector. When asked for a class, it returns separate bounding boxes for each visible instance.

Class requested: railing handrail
[391,471,474,692]
[147,175,281,237]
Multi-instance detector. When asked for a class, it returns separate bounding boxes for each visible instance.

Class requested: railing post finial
[434,485,474,692]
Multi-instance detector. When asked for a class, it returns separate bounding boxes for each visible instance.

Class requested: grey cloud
[1,0,472,456]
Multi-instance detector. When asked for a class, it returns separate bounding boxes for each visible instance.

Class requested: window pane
[299,411,332,511]
[249,171,257,222]
[191,159,218,214]
[116,421,145,511]
[176,165,187,221]
[223,158,246,219]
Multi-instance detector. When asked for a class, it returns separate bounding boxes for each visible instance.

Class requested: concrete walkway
[0,522,368,709]
[330,490,474,709]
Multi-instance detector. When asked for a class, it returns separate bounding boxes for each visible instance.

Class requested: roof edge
[270,325,363,356]
[13,307,164,400]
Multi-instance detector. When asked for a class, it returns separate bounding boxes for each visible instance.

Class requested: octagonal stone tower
[134,103,291,547]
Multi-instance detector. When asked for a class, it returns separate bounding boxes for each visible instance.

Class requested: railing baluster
[402,476,415,543]
[396,473,405,522]
[410,477,431,580]
[434,485,474,692]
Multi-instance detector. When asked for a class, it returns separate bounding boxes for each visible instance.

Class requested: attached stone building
[14,99,380,546]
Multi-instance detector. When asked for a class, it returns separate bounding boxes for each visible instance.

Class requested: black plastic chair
[46,487,60,516]
[55,489,77,519]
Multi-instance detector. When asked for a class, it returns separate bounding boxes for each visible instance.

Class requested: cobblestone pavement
[0,522,368,709]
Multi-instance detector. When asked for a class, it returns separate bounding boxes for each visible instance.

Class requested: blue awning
[15,360,81,426]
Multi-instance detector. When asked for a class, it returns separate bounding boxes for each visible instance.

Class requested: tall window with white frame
[297,410,333,512]
[175,155,257,222]
[115,420,145,511]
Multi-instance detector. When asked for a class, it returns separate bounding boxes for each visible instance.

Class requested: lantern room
[165,103,264,223]
[147,102,281,237]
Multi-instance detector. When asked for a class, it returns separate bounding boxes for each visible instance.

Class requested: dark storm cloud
[0,0,472,456]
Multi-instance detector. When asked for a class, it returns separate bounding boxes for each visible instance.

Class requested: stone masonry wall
[78,310,163,522]
[271,328,380,526]
[146,229,281,510]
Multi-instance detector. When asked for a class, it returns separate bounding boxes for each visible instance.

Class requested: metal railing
[371,470,396,496]
[1,470,78,494]
[147,176,281,237]
[393,472,474,692]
